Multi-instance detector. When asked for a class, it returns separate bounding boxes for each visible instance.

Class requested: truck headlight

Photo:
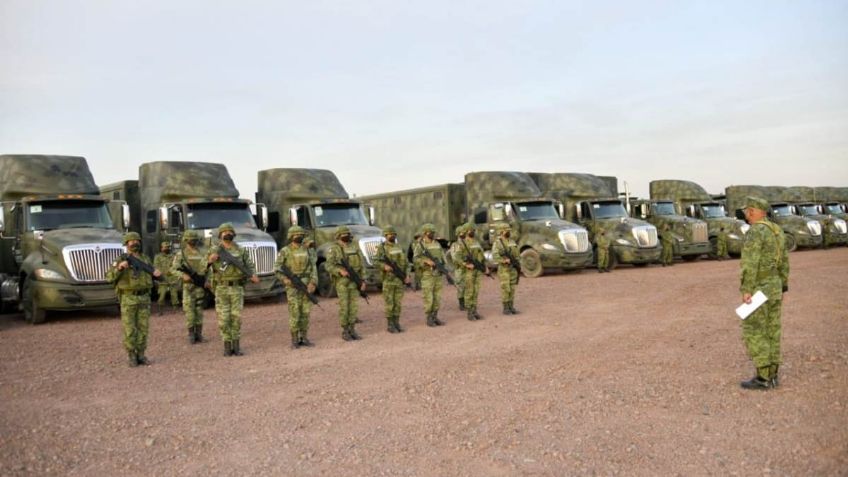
[34,268,65,281]
[728,234,740,240]
[541,243,559,251]
[615,238,631,246]
[740,224,750,234]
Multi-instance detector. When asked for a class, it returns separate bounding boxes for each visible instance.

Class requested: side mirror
[817,205,823,214]
[257,204,268,230]
[288,207,299,226]
[0,211,4,235]
[638,204,648,218]
[159,206,169,230]
[122,204,130,230]
[575,203,583,221]
[504,203,514,219]
[557,202,565,219]
[368,206,376,226]
[790,205,797,215]
[687,205,696,217]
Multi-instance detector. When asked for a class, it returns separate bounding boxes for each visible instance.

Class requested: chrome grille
[358,237,385,266]
[62,244,125,283]
[632,225,658,248]
[558,229,590,253]
[691,222,708,243]
[806,221,822,236]
[239,241,277,275]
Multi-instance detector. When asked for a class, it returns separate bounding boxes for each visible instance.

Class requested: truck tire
[317,262,337,298]
[519,249,543,278]
[785,234,797,252]
[707,236,718,259]
[22,279,47,324]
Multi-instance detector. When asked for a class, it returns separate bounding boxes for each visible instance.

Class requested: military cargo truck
[648,179,749,257]
[256,168,384,297]
[780,187,848,246]
[529,173,661,268]
[100,161,281,300]
[0,155,129,323]
[725,185,822,251]
[815,187,848,220]
[361,171,593,278]
[628,198,710,261]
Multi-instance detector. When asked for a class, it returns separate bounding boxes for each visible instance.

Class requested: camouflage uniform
[595,231,611,272]
[660,225,675,266]
[171,230,208,344]
[275,226,318,348]
[326,226,367,341]
[374,225,410,333]
[739,197,790,389]
[460,223,488,320]
[822,217,835,248]
[154,242,180,310]
[716,228,730,260]
[207,223,257,356]
[491,223,520,314]
[448,226,467,310]
[410,232,423,291]
[413,223,447,326]
[106,232,156,367]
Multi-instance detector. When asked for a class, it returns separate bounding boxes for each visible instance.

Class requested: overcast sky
[2,1,846,199]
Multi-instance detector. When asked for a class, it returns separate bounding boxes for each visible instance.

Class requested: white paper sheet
[735,291,767,320]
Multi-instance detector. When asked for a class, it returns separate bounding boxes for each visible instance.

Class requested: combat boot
[349,326,362,340]
[128,351,138,367]
[770,365,780,388]
[502,303,512,315]
[223,341,232,356]
[387,318,398,333]
[136,351,150,366]
[290,331,300,349]
[195,325,206,343]
[232,339,243,356]
[741,367,772,390]
[472,307,483,320]
[433,311,444,326]
[426,312,437,327]
[467,308,475,321]
[342,327,353,341]
[458,297,466,311]
[394,316,404,333]
[300,331,314,347]
[188,326,197,344]
[509,301,519,314]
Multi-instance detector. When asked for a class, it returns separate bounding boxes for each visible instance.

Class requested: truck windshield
[314,203,368,227]
[796,205,819,216]
[771,205,793,217]
[515,202,559,220]
[701,204,727,218]
[27,200,114,231]
[653,202,676,216]
[186,203,256,229]
[591,201,627,219]
[825,204,844,214]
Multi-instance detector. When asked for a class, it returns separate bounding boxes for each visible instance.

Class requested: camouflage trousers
[716,238,729,258]
[182,283,205,329]
[453,266,465,302]
[597,247,609,270]
[741,297,782,368]
[382,280,404,319]
[120,292,151,354]
[464,270,482,308]
[157,282,180,306]
[335,278,360,328]
[497,266,518,303]
[214,285,244,342]
[661,243,674,265]
[286,286,312,333]
[420,272,443,314]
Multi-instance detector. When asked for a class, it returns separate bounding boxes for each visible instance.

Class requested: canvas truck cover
[598,176,619,197]
[361,184,465,247]
[815,187,848,202]
[650,180,712,202]
[763,186,787,201]
[725,185,772,213]
[780,186,816,203]
[529,172,617,199]
[464,171,542,214]
[138,161,238,209]
[256,168,348,204]
[0,155,99,200]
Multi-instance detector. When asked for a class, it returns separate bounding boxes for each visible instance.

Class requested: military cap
[183,230,201,241]
[218,222,236,235]
[494,223,511,232]
[421,223,436,233]
[454,225,464,236]
[287,225,306,239]
[160,241,171,248]
[382,225,397,236]
[122,231,141,245]
[744,196,769,212]
[335,225,352,238]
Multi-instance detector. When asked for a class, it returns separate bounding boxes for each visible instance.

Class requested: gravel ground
[1,248,846,476]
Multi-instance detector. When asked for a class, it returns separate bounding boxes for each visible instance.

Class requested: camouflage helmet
[183,230,201,241]
[382,225,397,236]
[122,231,141,245]
[160,241,171,249]
[744,196,769,212]
[218,222,236,236]
[287,225,306,239]
[335,225,352,239]
[494,223,511,233]
[455,225,465,236]
[421,223,436,234]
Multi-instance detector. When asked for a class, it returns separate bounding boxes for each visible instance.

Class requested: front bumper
[244,274,283,300]
[796,234,823,248]
[33,280,118,311]
[613,245,662,264]
[675,241,711,257]
[539,249,594,270]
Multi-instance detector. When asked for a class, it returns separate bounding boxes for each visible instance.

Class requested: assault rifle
[460,238,494,280]
[277,263,322,308]
[497,238,521,284]
[379,243,413,290]
[216,245,253,278]
[335,246,369,303]
[121,254,162,281]
[177,251,213,304]
[418,242,456,287]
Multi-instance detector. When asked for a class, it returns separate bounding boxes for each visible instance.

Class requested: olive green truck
[780,187,848,246]
[725,185,822,251]
[360,171,593,278]
[255,168,384,297]
[529,173,661,268]
[0,155,129,323]
[815,187,848,220]
[100,161,281,300]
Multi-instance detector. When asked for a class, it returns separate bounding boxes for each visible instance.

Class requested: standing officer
[716,226,730,260]
[660,223,675,266]
[413,223,447,327]
[275,225,318,349]
[375,225,411,333]
[491,223,520,315]
[461,222,489,320]
[739,196,789,390]
[206,222,260,357]
[107,232,162,367]
[326,226,367,341]
[154,241,180,314]
[595,229,611,273]
[172,230,209,344]
[449,225,467,310]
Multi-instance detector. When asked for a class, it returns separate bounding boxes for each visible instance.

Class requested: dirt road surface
[1,249,846,476]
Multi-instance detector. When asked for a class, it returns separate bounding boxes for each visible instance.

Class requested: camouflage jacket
[326,242,365,281]
[740,219,789,300]
[275,244,317,286]
[492,237,519,268]
[660,230,675,246]
[206,243,256,284]
[448,240,466,268]
[461,237,486,264]
[171,247,208,287]
[374,241,408,284]
[413,238,446,277]
[595,235,610,250]
[154,252,177,284]
[106,253,154,292]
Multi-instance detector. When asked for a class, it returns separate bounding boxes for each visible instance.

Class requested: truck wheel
[707,237,718,259]
[519,249,544,278]
[22,279,47,324]
[317,262,337,298]
[785,234,797,252]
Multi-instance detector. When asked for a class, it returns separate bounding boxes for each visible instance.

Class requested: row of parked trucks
[2,154,846,323]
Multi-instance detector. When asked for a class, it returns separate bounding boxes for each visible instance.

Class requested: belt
[218,280,243,287]
[123,289,150,296]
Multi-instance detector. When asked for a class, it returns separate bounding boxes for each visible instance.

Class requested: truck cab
[768,202,823,251]
[630,199,711,261]
[575,198,661,267]
[793,202,848,246]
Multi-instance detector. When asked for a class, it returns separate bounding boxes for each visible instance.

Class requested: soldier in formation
[275,225,318,349]
[172,230,209,344]
[326,226,367,341]
[374,225,411,333]
[716,227,730,260]
[660,223,675,267]
[410,230,423,291]
[153,241,180,314]
[738,197,790,390]
[491,223,520,315]
[460,222,489,320]
[595,229,611,273]
[822,216,835,248]
[206,222,260,356]
[449,225,467,310]
[107,232,162,367]
[413,223,447,327]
